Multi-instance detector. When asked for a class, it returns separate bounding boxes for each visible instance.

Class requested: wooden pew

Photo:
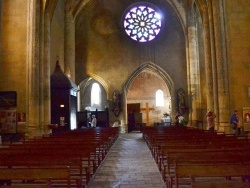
[0,167,74,188]
[160,149,250,182]
[147,132,248,156]
[142,126,250,188]
[22,139,108,162]
[0,143,102,180]
[167,163,250,188]
[0,127,119,187]
[7,127,120,166]
[143,127,246,156]
[143,126,249,162]
[157,144,250,171]
[192,181,250,188]
[9,141,102,166]
[0,151,90,186]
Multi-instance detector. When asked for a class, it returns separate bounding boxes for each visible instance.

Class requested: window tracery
[123,3,163,42]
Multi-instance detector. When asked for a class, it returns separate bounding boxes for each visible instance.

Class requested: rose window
[123,3,163,42]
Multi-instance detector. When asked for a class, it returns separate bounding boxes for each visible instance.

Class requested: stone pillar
[187,26,200,127]
[41,12,51,136]
[203,1,219,131]
[203,10,214,112]
[64,1,75,81]
[39,2,45,135]
[211,0,230,132]
[207,1,219,121]
[26,0,41,138]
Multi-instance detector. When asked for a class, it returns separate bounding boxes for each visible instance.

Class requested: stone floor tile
[87,133,165,188]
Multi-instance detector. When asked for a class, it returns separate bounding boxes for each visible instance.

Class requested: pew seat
[167,163,250,188]
[0,167,78,188]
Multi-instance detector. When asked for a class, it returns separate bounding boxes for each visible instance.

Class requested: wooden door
[127,103,141,132]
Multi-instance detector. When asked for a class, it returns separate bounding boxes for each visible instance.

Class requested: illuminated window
[123,2,163,42]
[91,83,101,108]
[156,89,164,106]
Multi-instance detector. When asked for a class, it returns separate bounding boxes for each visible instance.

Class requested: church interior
[0,0,250,187]
[0,0,250,137]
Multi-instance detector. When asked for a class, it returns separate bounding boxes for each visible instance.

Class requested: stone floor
[87,132,165,188]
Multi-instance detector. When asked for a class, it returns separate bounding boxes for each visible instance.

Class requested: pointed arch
[78,76,110,111]
[165,0,187,31]
[125,62,174,95]
[44,0,59,22]
[88,73,110,97]
[124,61,176,115]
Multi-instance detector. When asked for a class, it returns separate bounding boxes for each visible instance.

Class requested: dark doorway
[127,103,142,132]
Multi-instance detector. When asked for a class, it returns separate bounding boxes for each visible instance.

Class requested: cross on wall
[140,102,155,126]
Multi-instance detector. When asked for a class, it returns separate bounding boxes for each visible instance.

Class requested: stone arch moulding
[165,0,187,31]
[124,61,176,114]
[88,73,110,97]
[78,77,107,93]
[77,76,110,112]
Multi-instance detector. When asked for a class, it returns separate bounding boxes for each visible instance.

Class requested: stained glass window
[123,3,163,42]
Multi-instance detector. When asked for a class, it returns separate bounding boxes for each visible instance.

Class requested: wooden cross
[140,102,155,126]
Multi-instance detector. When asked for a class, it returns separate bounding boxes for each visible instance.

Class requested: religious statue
[112,90,122,117]
[177,88,188,115]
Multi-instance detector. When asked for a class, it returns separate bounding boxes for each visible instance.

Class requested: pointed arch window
[91,83,101,108]
[156,89,164,107]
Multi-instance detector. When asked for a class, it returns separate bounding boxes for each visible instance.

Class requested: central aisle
[87,133,165,188]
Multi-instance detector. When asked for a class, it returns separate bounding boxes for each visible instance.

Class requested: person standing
[91,115,97,127]
[206,111,216,133]
[230,110,239,135]
[87,114,92,128]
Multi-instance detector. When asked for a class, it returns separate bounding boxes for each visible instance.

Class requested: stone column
[202,1,219,131]
[41,11,51,136]
[211,0,230,132]
[187,26,200,127]
[207,1,219,121]
[39,1,45,135]
[26,0,41,138]
[64,1,75,81]
[202,9,214,112]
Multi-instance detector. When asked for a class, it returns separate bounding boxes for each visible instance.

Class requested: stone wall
[0,0,28,113]
[226,0,250,121]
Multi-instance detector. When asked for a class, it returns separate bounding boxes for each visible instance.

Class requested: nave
[87,133,165,188]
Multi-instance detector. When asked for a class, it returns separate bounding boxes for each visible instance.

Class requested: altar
[160,116,172,126]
